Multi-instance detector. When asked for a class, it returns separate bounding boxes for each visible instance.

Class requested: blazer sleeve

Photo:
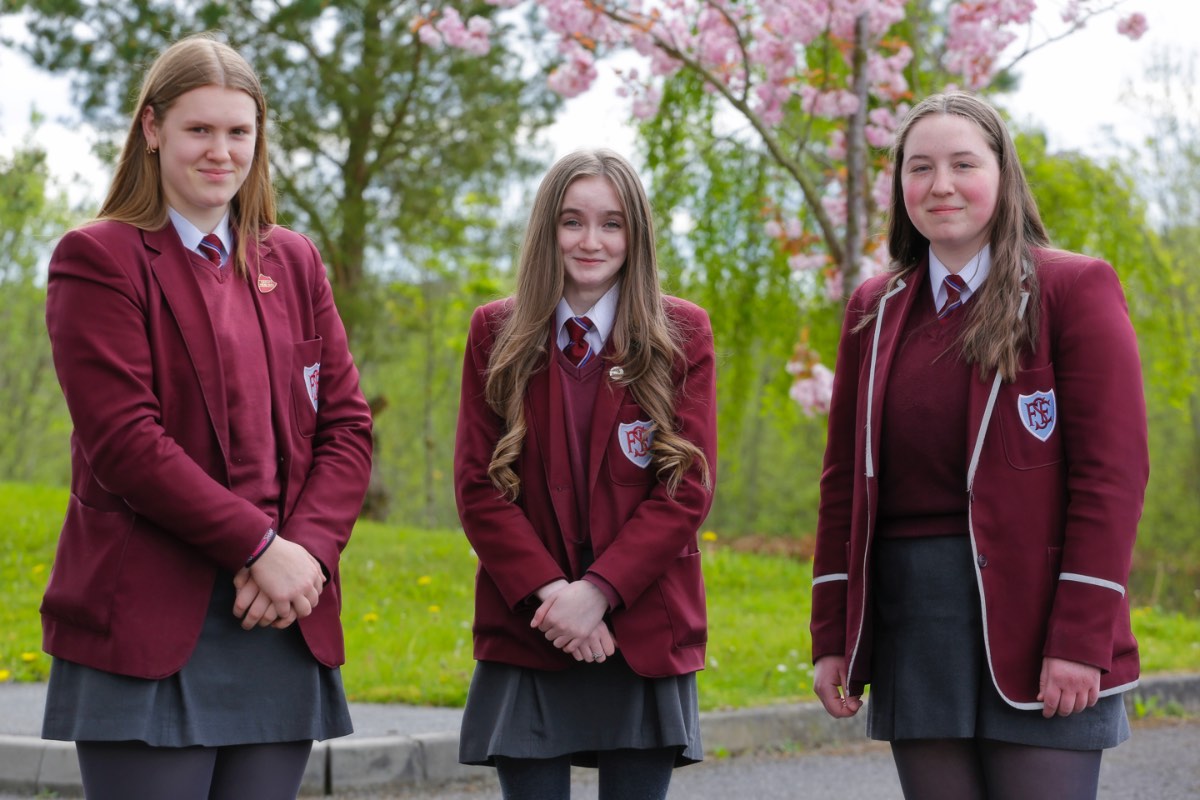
[810,285,870,663]
[585,303,718,607]
[275,235,373,577]
[1042,258,1148,670]
[45,226,273,570]
[453,305,568,609]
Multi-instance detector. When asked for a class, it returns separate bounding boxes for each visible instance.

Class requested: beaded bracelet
[245,527,277,567]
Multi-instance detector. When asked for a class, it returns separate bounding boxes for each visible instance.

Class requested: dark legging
[495,747,678,800]
[890,737,1103,800]
[75,739,313,800]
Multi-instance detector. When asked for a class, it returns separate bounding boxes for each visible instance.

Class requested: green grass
[3,481,1198,711]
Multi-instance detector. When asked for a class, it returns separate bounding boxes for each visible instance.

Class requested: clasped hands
[531,579,616,663]
[231,536,325,631]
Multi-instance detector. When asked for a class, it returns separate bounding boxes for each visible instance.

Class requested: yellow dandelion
[31,564,46,575]
[427,605,441,614]
[362,612,379,624]
[20,652,38,663]
[0,670,10,682]
[701,531,718,542]
[417,575,433,586]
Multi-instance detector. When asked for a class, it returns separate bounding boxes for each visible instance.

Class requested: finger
[272,610,298,629]
[291,595,314,620]
[243,593,273,631]
[530,599,553,629]
[232,581,257,619]
[257,604,280,628]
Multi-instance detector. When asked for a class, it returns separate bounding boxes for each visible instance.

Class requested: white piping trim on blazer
[969,271,1036,710]
[848,277,907,687]
[812,572,848,586]
[864,279,908,479]
[1060,572,1126,596]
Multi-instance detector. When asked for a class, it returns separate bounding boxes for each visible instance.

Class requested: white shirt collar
[929,244,990,309]
[167,208,232,265]
[555,280,620,354]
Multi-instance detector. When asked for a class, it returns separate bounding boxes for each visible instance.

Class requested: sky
[1,0,1196,208]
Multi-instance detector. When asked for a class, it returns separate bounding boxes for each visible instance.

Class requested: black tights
[890,737,1103,800]
[75,739,313,800]
[495,747,678,800]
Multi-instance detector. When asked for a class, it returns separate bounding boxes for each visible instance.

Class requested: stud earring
[146,144,158,155]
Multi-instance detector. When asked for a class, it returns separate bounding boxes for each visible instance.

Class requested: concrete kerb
[2,673,1197,797]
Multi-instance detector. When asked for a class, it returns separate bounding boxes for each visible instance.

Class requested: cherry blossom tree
[416,0,1146,413]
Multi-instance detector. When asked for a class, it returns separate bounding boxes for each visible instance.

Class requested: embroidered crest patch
[618,420,655,468]
[303,362,320,413]
[1017,389,1056,442]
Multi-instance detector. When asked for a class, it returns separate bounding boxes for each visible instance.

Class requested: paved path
[2,675,1197,796]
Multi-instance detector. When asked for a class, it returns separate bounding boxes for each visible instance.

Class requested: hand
[813,654,862,718]
[1038,657,1101,718]
[563,620,618,663]
[243,537,325,630]
[232,569,297,630]
[530,580,608,650]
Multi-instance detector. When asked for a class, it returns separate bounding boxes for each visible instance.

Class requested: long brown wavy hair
[98,33,276,279]
[862,91,1049,382]
[485,149,711,499]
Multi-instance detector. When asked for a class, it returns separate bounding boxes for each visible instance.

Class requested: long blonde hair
[98,33,275,279]
[485,149,711,499]
[866,91,1048,381]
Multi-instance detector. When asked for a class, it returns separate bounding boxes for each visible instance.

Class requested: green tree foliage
[0,138,78,484]
[4,0,561,517]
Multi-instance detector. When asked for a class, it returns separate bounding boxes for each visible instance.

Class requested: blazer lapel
[587,345,628,497]
[245,237,292,478]
[528,347,583,573]
[865,265,923,473]
[145,226,232,469]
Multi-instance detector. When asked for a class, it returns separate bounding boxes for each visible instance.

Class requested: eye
[602,219,623,230]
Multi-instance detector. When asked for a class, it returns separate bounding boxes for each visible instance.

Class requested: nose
[580,225,602,250]
[207,134,231,162]
[931,167,954,196]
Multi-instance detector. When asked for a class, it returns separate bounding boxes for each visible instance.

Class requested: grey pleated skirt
[459,651,702,767]
[867,535,1129,750]
[42,571,352,747]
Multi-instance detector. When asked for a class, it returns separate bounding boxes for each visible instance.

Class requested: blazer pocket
[40,495,134,634]
[607,403,656,487]
[292,337,324,439]
[657,551,708,648]
[998,363,1065,470]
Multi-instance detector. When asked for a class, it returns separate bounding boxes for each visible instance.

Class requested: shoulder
[56,219,142,251]
[1033,248,1125,305]
[662,294,712,329]
[261,225,321,263]
[469,297,515,340]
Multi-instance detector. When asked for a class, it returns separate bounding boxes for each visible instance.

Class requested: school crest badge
[618,420,655,469]
[1017,389,1056,442]
[303,362,320,412]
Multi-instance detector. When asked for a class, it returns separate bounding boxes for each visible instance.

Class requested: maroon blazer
[454,296,717,678]
[811,249,1149,708]
[42,220,372,678]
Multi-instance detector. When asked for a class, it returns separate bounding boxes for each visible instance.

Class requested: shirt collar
[167,207,232,259]
[929,244,990,308]
[555,280,620,352]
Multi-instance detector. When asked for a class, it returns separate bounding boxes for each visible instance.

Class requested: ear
[141,105,160,151]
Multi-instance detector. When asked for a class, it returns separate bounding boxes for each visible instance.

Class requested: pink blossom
[789,363,834,416]
[764,219,784,238]
[789,253,827,272]
[547,40,598,98]
[821,194,847,226]
[1117,13,1148,41]
[871,167,893,209]
[823,269,844,302]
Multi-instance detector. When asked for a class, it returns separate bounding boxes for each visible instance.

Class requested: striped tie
[199,234,225,267]
[938,273,968,321]
[563,316,594,366]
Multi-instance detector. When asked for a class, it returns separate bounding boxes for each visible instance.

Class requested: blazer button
[977,553,988,568]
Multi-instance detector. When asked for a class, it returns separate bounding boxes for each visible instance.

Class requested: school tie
[198,234,225,267]
[938,273,969,321]
[563,316,594,366]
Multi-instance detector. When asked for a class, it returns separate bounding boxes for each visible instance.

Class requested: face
[557,175,628,313]
[900,113,1001,270]
[143,85,258,232]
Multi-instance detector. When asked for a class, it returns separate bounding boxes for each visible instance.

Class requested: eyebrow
[905,149,985,161]
[558,207,625,217]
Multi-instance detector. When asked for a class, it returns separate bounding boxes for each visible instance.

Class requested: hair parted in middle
[870,90,1050,382]
[484,148,710,500]
[98,32,276,279]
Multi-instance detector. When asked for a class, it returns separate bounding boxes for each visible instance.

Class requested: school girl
[40,33,372,800]
[809,91,1149,800]
[453,149,717,799]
